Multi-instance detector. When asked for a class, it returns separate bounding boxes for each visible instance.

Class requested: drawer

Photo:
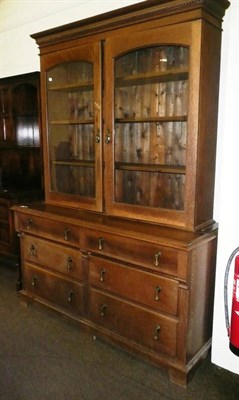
[86,229,179,277]
[90,288,177,357]
[23,235,83,280]
[18,213,80,246]
[89,256,178,315]
[24,264,84,315]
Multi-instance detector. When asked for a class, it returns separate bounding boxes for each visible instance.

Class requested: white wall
[212,0,239,374]
[0,0,238,374]
[0,0,144,77]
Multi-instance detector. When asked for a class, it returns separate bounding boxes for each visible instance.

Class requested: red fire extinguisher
[224,248,239,356]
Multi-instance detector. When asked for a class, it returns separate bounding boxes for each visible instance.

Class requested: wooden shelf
[53,159,95,167]
[50,119,94,125]
[115,116,187,123]
[115,69,188,87]
[48,82,93,92]
[115,162,186,174]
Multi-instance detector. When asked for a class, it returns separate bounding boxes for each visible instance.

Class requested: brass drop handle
[98,237,104,250]
[154,251,162,266]
[67,290,74,302]
[26,218,33,230]
[64,228,70,241]
[155,286,162,301]
[99,268,106,282]
[105,129,111,144]
[66,256,73,270]
[31,275,38,287]
[95,134,100,143]
[100,304,107,317]
[29,244,36,257]
[153,325,161,341]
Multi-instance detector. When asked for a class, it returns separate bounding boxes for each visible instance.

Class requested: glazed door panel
[42,42,103,211]
[104,24,199,229]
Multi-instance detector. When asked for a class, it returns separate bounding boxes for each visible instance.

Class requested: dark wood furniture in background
[12,0,229,387]
[0,72,43,267]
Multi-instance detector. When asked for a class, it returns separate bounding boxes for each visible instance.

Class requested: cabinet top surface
[31,0,230,45]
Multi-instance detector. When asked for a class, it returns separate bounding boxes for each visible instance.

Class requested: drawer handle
[67,290,74,302]
[100,304,107,317]
[66,256,73,270]
[26,218,33,230]
[31,275,38,287]
[154,251,162,266]
[99,268,106,282]
[155,286,162,301]
[64,228,71,241]
[153,325,161,341]
[98,237,104,250]
[29,244,36,257]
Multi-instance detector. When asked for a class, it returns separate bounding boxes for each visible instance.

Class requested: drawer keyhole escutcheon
[95,132,100,143]
[64,228,71,241]
[67,290,74,302]
[154,251,162,266]
[29,244,36,257]
[154,325,161,341]
[31,275,38,287]
[26,218,33,230]
[99,268,106,282]
[66,256,73,270]
[98,237,104,250]
[105,129,111,144]
[155,286,162,301]
[100,304,107,317]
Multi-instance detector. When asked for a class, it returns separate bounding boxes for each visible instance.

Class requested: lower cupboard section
[89,288,178,358]
[23,264,85,315]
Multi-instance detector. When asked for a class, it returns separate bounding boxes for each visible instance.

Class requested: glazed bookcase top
[31,0,230,46]
[30,0,230,230]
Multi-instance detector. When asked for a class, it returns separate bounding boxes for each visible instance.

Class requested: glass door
[104,32,191,226]
[44,43,102,211]
[114,46,188,209]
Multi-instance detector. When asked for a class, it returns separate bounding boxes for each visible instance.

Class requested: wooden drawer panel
[89,256,178,315]
[86,229,179,277]
[23,235,83,280]
[90,288,177,357]
[24,264,84,315]
[18,213,79,246]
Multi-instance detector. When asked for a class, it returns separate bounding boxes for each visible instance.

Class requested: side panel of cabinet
[194,21,222,228]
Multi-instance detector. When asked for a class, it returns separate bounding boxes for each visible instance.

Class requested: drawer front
[89,256,178,315]
[90,289,177,357]
[24,264,84,315]
[23,235,83,280]
[86,230,179,277]
[18,214,79,246]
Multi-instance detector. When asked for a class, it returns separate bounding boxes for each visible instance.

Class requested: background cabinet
[0,72,43,265]
[12,0,229,388]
